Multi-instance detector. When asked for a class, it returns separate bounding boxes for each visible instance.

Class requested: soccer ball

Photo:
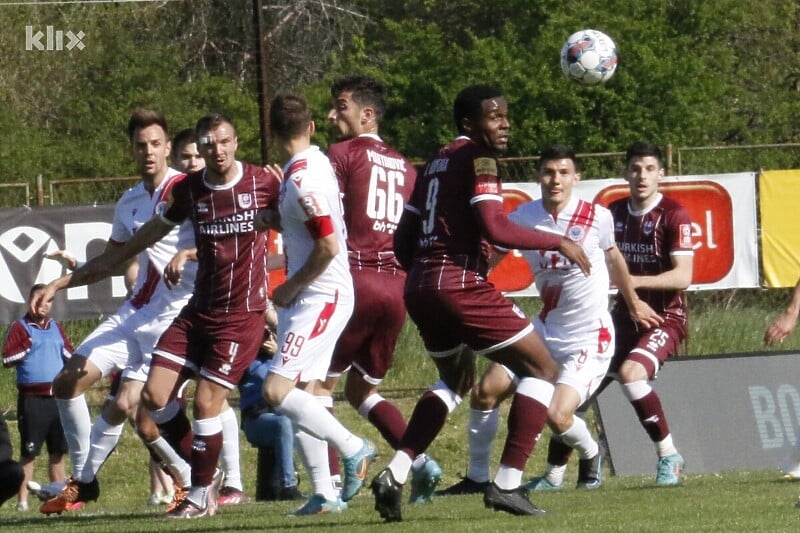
[560,29,618,85]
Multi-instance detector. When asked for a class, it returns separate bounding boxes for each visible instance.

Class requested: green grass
[2,399,800,532]
[3,288,800,530]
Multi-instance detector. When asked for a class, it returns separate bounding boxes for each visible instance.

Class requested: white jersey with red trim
[279,145,352,299]
[509,197,614,342]
[109,168,196,311]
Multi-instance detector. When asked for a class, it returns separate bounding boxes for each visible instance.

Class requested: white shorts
[76,297,186,383]
[534,315,615,405]
[270,290,354,383]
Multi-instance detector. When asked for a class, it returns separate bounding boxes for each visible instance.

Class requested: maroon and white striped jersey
[327,133,417,272]
[608,193,693,322]
[162,161,280,313]
[403,137,497,289]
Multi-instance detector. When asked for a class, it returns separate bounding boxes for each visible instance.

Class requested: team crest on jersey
[567,225,585,241]
[154,200,168,216]
[643,220,655,235]
[679,223,692,248]
[238,193,253,209]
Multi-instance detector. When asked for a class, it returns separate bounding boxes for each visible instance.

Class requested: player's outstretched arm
[765,276,800,345]
[475,200,591,275]
[30,217,174,314]
[164,248,198,289]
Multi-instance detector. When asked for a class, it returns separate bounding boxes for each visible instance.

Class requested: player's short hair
[171,128,197,158]
[127,108,168,141]
[626,140,663,167]
[269,94,312,140]
[330,75,387,120]
[28,283,45,299]
[537,144,579,173]
[453,84,503,134]
[195,113,236,139]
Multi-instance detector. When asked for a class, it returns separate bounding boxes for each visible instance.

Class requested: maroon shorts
[152,306,265,389]
[329,268,406,381]
[404,277,531,355]
[609,314,686,378]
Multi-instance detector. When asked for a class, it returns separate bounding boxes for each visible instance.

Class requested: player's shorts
[270,289,354,383]
[75,298,185,380]
[17,394,67,458]
[152,306,265,389]
[404,274,532,357]
[535,315,615,404]
[328,268,405,384]
[608,314,686,379]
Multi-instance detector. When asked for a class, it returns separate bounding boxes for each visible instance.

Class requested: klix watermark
[25,25,86,51]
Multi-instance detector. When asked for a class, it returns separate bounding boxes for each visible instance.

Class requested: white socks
[558,416,599,460]
[81,415,124,483]
[386,450,413,485]
[295,429,337,500]
[656,434,678,457]
[148,436,192,487]
[467,409,499,483]
[219,407,242,490]
[277,388,361,458]
[57,395,92,479]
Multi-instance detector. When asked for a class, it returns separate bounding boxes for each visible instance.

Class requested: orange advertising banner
[760,170,800,288]
[489,173,759,295]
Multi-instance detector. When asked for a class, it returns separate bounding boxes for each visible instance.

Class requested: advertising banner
[760,169,800,288]
[596,352,800,476]
[489,173,759,295]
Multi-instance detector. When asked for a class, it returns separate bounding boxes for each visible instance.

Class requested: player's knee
[140,385,165,412]
[547,407,573,434]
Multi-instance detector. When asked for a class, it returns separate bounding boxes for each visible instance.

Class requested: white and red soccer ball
[560,29,618,85]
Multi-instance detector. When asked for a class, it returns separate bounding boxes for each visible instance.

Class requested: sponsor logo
[473,157,498,177]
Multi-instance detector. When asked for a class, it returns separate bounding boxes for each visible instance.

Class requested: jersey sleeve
[109,196,133,244]
[597,206,616,251]
[161,178,191,226]
[469,155,503,206]
[1,320,30,367]
[286,172,335,239]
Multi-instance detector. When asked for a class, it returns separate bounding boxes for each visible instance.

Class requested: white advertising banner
[488,173,760,296]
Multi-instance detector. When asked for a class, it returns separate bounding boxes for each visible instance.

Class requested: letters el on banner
[490,173,759,295]
[760,170,800,288]
[0,204,121,323]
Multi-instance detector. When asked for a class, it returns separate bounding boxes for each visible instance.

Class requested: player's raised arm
[474,200,591,275]
[30,216,174,314]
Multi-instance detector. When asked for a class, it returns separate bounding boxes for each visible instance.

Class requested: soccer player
[441,145,659,495]
[35,109,199,515]
[315,75,441,504]
[32,112,281,519]
[369,84,592,522]
[2,284,74,511]
[165,127,247,507]
[258,93,376,515]
[170,128,206,174]
[528,140,693,490]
